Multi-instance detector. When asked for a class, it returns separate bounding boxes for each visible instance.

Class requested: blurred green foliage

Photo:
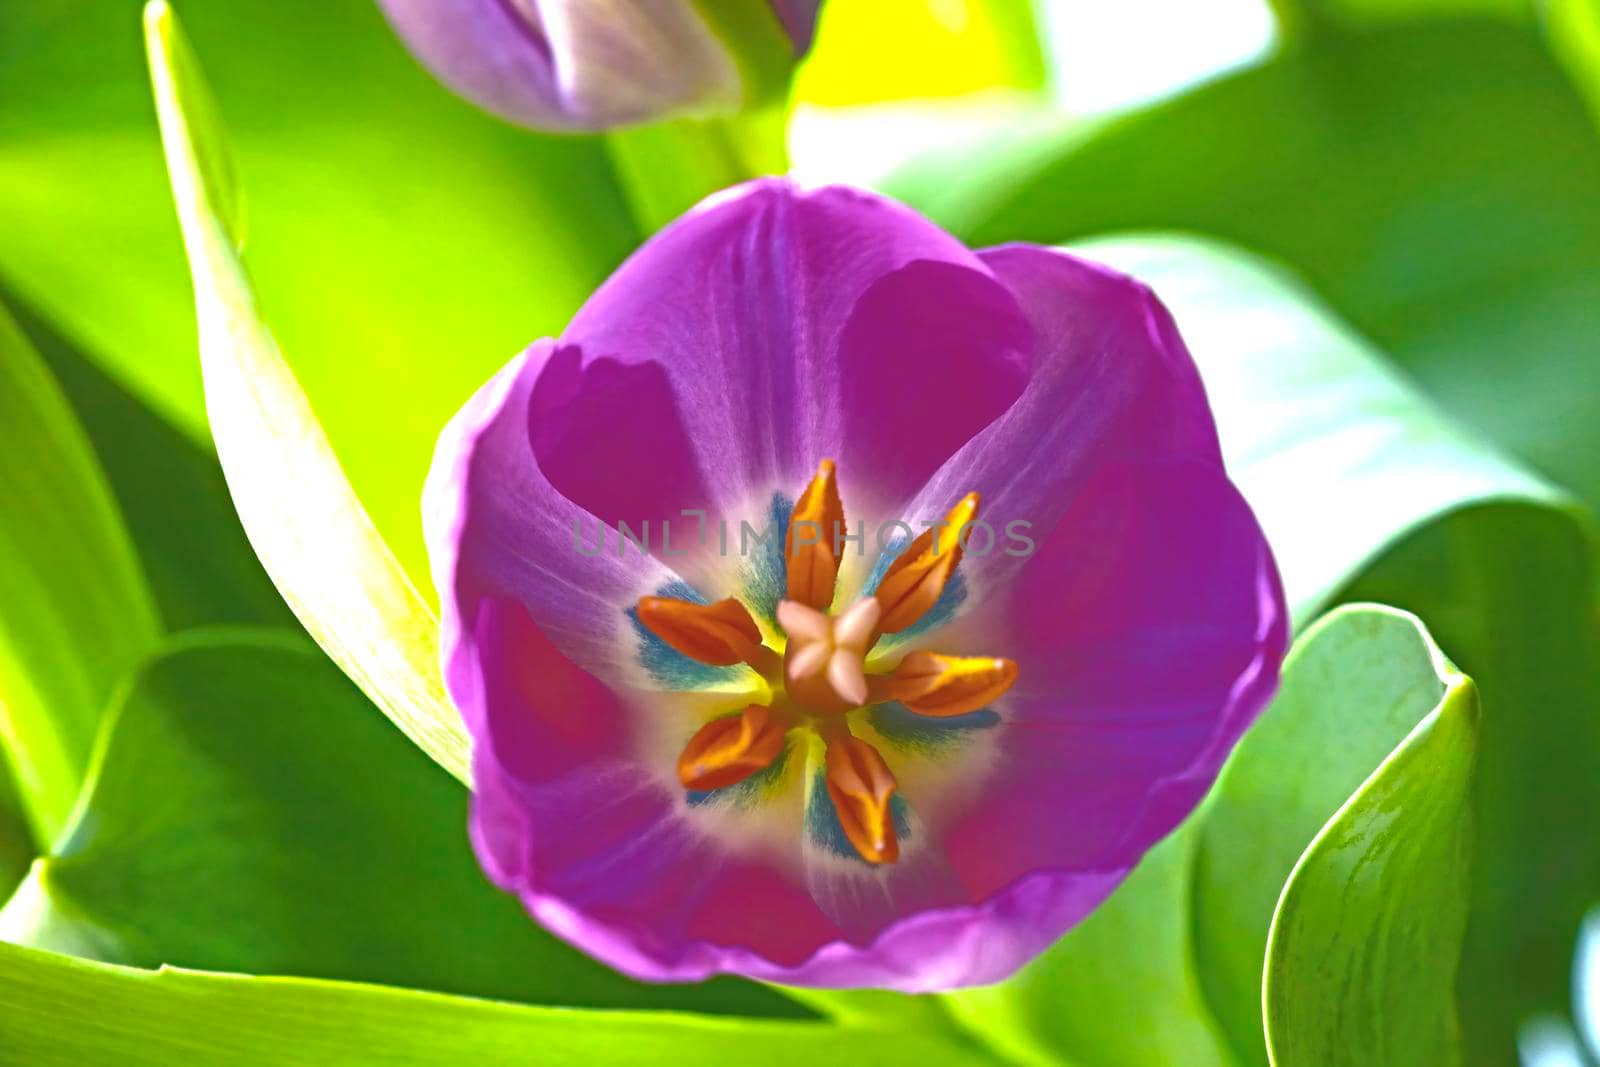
[889,20,1600,518]
[0,0,642,600]
[1,1,1598,1065]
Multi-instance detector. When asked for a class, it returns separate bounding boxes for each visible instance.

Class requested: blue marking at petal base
[806,770,912,862]
[686,740,792,809]
[862,534,968,644]
[740,493,792,626]
[628,580,745,689]
[868,701,1000,755]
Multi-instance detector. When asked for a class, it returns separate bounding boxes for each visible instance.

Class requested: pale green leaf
[1264,611,1478,1067]
[1193,604,1480,1063]
[0,940,992,1067]
[0,0,640,596]
[142,0,466,783]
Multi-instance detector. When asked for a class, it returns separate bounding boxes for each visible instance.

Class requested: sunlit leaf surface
[0,941,989,1067]
[144,1,466,781]
[1264,610,1477,1067]
[0,300,161,840]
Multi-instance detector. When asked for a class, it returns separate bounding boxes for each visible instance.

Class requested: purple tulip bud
[378,1,820,131]
[423,180,1288,989]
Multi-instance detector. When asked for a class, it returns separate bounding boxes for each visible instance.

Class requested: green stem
[605,100,790,235]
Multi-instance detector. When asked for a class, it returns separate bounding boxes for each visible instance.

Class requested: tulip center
[635,459,1017,865]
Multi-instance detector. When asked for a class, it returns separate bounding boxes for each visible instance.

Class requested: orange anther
[787,459,846,610]
[874,492,979,634]
[677,705,789,791]
[823,730,899,864]
[636,596,775,674]
[869,651,1018,717]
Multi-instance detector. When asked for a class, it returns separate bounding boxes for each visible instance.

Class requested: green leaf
[143,0,465,782]
[886,20,1600,519]
[1194,605,1478,1063]
[0,628,799,1018]
[0,0,641,597]
[1338,497,1600,1062]
[0,298,162,841]
[0,941,992,1067]
[0,756,33,904]
[1264,0,1527,41]
[1263,611,1478,1067]
[3,286,293,632]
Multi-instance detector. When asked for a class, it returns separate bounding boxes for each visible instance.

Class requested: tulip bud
[378,0,820,132]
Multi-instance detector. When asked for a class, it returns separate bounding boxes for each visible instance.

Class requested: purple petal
[942,459,1286,900]
[424,339,686,686]
[891,244,1223,592]
[378,0,740,130]
[544,180,1032,525]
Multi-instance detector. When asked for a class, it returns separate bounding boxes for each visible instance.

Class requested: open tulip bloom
[424,179,1288,990]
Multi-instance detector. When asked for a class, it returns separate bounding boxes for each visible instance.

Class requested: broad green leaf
[887,20,1600,518]
[144,0,465,782]
[1550,0,1600,125]
[1342,503,1600,1062]
[1264,0,1526,40]
[1263,612,1478,1066]
[0,757,32,903]
[0,0,641,597]
[0,941,991,1067]
[795,0,1046,105]
[1193,605,1479,1064]
[0,298,162,841]
[0,629,800,1018]
[3,287,293,631]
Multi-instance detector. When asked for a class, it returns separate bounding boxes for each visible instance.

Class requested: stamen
[823,729,899,864]
[868,651,1018,717]
[874,492,979,634]
[786,459,845,610]
[636,596,777,675]
[677,705,789,791]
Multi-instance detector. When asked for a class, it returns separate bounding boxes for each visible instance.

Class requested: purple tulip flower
[378,1,821,131]
[424,180,1288,990]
